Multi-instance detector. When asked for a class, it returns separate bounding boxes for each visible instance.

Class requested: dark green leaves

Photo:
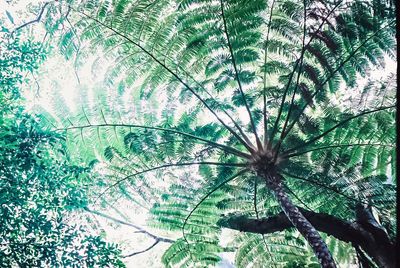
[0,35,124,267]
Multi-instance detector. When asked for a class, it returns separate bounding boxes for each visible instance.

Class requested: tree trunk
[265,173,337,268]
[218,206,396,267]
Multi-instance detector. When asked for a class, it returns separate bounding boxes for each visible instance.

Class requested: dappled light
[0,0,396,267]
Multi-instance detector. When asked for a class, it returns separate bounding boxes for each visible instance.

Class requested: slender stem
[283,183,314,212]
[178,71,255,149]
[58,123,251,159]
[85,207,174,243]
[262,0,276,147]
[146,39,255,148]
[182,169,248,244]
[11,2,50,35]
[219,0,262,151]
[73,8,254,153]
[280,20,395,142]
[122,240,160,258]
[85,199,173,259]
[273,0,307,158]
[175,64,256,148]
[284,105,395,154]
[269,0,343,146]
[280,170,363,205]
[281,168,393,215]
[285,143,394,158]
[223,109,255,149]
[269,58,299,146]
[96,162,246,202]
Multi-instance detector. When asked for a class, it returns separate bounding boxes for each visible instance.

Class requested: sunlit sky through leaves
[1,1,396,267]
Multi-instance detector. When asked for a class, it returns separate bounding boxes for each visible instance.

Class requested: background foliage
[0,28,124,267]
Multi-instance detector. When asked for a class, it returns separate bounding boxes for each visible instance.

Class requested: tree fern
[27,0,399,266]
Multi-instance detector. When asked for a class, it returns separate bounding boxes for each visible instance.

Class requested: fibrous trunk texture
[266,174,337,268]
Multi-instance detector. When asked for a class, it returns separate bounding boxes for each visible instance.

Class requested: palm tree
[36,0,395,267]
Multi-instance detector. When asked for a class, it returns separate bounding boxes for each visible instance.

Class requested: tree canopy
[0,0,396,267]
[0,25,124,267]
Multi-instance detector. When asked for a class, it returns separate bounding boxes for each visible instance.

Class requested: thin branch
[269,0,343,146]
[182,169,248,244]
[283,182,314,212]
[269,59,300,146]
[285,143,395,158]
[280,20,396,142]
[72,7,254,153]
[280,170,363,205]
[30,71,41,97]
[282,164,393,216]
[217,105,255,149]
[172,67,255,148]
[219,0,262,150]
[262,0,276,146]
[158,56,254,148]
[96,162,247,202]
[86,207,174,258]
[122,240,160,258]
[284,105,395,154]
[273,0,307,158]
[85,207,174,243]
[11,2,50,35]
[58,123,250,159]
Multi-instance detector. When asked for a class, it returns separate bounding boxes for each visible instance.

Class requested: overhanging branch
[217,207,395,267]
[12,2,50,35]
[217,208,360,244]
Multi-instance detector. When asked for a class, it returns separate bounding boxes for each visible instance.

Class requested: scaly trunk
[265,173,336,268]
[218,206,396,268]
